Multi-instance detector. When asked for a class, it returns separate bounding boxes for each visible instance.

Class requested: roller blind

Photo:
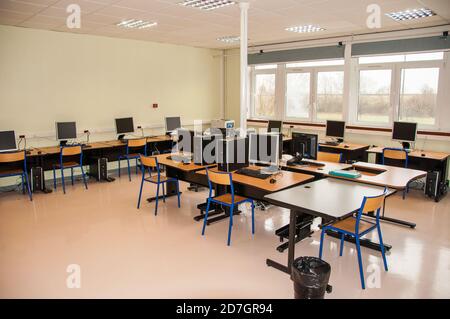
[351,36,450,57]
[248,45,345,65]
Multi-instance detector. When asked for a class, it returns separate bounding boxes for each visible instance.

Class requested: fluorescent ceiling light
[217,36,240,43]
[386,8,435,21]
[285,25,325,33]
[116,19,157,29]
[179,0,235,11]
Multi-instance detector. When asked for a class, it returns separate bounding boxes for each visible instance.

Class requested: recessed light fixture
[179,0,235,11]
[386,8,435,21]
[285,25,325,33]
[217,36,240,43]
[116,19,157,29]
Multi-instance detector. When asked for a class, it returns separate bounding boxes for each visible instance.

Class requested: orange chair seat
[147,176,170,183]
[54,161,80,168]
[123,153,140,159]
[212,193,248,205]
[332,217,375,234]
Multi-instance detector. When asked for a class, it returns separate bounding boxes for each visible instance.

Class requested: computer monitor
[115,117,134,135]
[268,120,282,133]
[165,116,181,133]
[217,137,249,172]
[292,132,318,160]
[249,133,280,166]
[326,120,345,140]
[56,122,77,140]
[0,130,17,152]
[392,122,417,146]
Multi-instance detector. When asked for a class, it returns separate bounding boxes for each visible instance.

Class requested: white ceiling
[0,0,449,49]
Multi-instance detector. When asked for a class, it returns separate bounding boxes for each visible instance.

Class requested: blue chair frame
[52,145,88,194]
[202,168,255,246]
[137,155,180,215]
[0,150,32,201]
[382,147,409,199]
[118,139,148,181]
[319,188,389,289]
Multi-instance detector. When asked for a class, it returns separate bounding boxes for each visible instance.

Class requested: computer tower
[218,137,249,172]
[425,171,439,199]
[30,167,44,192]
[89,157,111,182]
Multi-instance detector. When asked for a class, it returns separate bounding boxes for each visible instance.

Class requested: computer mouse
[344,145,349,148]
[421,153,426,157]
[269,178,276,184]
[37,151,42,155]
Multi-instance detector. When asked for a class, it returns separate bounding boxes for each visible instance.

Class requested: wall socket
[153,103,158,108]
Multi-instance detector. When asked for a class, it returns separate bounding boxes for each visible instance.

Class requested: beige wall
[0,25,222,143]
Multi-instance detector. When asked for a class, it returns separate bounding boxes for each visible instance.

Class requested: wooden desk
[156,153,215,172]
[333,161,427,190]
[367,146,449,161]
[281,159,352,177]
[264,179,394,274]
[319,142,370,162]
[196,166,314,193]
[367,147,449,202]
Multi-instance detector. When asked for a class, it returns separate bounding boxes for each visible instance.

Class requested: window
[253,73,276,118]
[285,72,310,118]
[399,68,439,125]
[357,70,392,124]
[316,71,344,120]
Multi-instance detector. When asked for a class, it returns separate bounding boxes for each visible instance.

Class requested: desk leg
[194,203,241,225]
[266,210,299,275]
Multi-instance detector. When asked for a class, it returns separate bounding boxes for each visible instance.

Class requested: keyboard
[235,168,272,180]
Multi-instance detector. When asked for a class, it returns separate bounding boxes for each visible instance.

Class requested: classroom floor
[0,173,449,299]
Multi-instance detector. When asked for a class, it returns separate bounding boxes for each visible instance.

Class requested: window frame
[352,57,444,130]
[248,50,447,132]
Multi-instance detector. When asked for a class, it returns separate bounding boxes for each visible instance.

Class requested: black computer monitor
[115,117,134,135]
[165,117,181,132]
[292,132,318,160]
[0,130,17,152]
[249,133,280,166]
[268,120,282,133]
[216,137,249,172]
[392,121,417,144]
[326,120,345,140]
[56,122,77,140]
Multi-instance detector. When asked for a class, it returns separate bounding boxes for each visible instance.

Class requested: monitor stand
[337,138,344,143]
[59,140,68,147]
[117,134,125,140]
[401,142,411,150]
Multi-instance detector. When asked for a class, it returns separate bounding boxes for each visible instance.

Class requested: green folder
[329,169,361,179]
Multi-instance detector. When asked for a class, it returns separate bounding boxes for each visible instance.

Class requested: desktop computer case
[89,157,109,181]
[425,171,439,198]
[30,167,44,192]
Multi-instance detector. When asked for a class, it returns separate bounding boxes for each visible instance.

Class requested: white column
[239,1,249,135]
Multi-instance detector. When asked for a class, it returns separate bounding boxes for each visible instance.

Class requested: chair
[136,155,180,215]
[317,151,342,163]
[319,188,389,289]
[0,151,32,201]
[52,145,88,194]
[118,138,148,181]
[202,168,255,246]
[382,148,409,199]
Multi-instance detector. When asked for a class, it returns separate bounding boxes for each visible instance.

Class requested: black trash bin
[291,257,332,299]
